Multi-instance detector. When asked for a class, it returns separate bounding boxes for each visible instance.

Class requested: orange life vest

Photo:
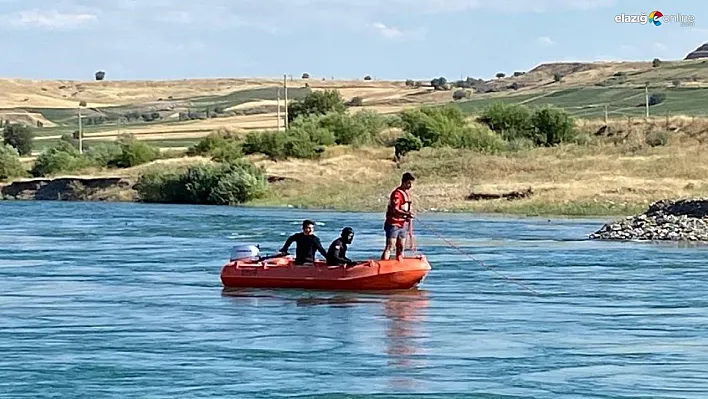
[385,187,411,227]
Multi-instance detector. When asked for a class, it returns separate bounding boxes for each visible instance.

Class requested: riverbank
[4,134,708,217]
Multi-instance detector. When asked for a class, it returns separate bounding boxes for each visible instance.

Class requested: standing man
[381,172,415,261]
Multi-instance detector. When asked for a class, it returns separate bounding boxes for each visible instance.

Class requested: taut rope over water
[413,217,540,296]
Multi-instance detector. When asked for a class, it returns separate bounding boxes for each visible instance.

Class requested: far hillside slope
[3,57,708,154]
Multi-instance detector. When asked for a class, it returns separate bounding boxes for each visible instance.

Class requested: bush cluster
[30,134,160,177]
[194,90,579,162]
[0,144,26,180]
[3,123,34,156]
[394,106,507,157]
[134,159,268,205]
[239,110,392,160]
[476,103,576,147]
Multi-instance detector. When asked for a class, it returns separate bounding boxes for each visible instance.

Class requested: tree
[430,77,448,90]
[496,72,506,78]
[364,75,372,80]
[2,123,33,156]
[652,58,662,67]
[287,89,346,123]
[95,71,105,80]
[302,73,310,79]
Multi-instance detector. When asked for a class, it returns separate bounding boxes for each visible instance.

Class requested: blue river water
[1,201,707,398]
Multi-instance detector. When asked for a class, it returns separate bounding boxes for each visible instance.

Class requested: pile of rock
[589,198,708,241]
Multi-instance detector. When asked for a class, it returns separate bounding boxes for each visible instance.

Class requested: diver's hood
[341,227,354,244]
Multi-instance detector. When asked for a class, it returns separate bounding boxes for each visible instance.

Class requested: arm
[279,234,297,253]
[315,237,328,258]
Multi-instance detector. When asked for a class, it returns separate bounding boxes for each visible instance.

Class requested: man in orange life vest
[381,172,415,261]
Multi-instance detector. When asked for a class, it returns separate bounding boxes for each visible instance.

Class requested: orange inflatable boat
[220,245,431,291]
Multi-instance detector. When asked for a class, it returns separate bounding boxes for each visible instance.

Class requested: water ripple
[0,201,707,398]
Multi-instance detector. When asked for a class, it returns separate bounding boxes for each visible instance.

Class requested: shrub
[364,75,372,80]
[430,77,448,90]
[302,73,310,79]
[187,129,240,157]
[84,143,123,167]
[440,123,507,153]
[134,159,268,205]
[529,106,576,146]
[477,103,533,139]
[107,135,160,168]
[477,103,575,147]
[648,93,666,106]
[318,110,387,146]
[242,122,331,160]
[242,130,286,159]
[346,96,364,106]
[452,89,469,100]
[399,106,467,147]
[496,72,505,78]
[30,140,89,177]
[394,133,423,159]
[287,89,346,123]
[289,114,336,146]
[3,123,33,156]
[652,58,662,67]
[95,71,106,80]
[210,140,244,163]
[0,144,25,180]
[553,72,563,82]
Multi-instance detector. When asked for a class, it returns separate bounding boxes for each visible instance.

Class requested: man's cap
[402,172,415,182]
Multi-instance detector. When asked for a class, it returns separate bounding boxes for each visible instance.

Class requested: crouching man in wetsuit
[279,219,328,265]
[327,227,356,267]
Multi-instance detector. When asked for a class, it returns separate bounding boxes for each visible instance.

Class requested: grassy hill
[3,57,708,156]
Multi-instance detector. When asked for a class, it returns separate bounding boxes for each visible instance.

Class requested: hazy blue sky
[0,0,706,81]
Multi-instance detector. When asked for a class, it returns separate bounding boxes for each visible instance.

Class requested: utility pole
[77,104,83,154]
[283,74,289,130]
[277,87,282,131]
[645,84,650,118]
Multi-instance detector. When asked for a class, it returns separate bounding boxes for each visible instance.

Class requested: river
[1,201,707,398]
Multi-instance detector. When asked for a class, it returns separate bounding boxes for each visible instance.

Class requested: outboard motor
[230,244,261,262]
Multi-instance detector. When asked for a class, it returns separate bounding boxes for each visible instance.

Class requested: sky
[0,0,707,81]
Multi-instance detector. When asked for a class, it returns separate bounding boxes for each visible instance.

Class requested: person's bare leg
[381,238,396,260]
[395,237,406,261]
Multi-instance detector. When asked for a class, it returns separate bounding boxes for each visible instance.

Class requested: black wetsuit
[280,233,328,264]
[326,237,352,266]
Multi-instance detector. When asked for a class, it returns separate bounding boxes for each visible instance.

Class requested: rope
[413,218,540,296]
[380,189,538,295]
[407,219,417,253]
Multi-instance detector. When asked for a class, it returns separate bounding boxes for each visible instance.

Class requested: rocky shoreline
[590,198,708,241]
[1,177,135,201]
